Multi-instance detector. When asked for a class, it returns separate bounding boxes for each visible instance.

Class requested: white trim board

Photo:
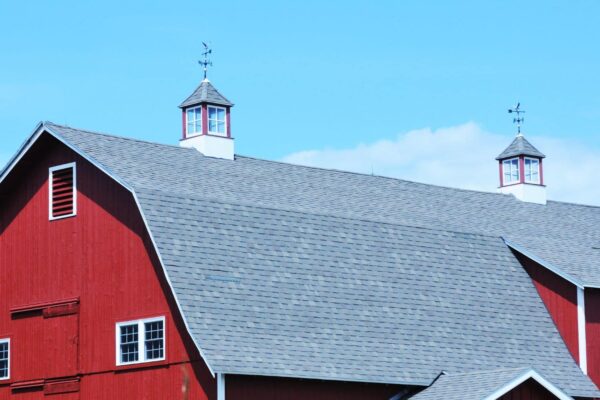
[483,369,573,400]
[577,287,588,374]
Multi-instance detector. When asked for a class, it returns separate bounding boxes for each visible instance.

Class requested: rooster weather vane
[199,42,213,80]
[508,102,525,136]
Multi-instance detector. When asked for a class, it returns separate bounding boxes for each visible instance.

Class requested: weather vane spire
[199,42,213,80]
[508,102,525,136]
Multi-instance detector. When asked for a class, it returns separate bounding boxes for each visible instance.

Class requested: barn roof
[1,122,599,397]
[411,368,573,400]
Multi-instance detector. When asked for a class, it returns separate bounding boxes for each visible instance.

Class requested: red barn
[0,76,599,399]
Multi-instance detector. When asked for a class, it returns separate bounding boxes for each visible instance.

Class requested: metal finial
[508,102,526,136]
[198,42,213,80]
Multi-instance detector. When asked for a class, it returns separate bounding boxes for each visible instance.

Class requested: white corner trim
[502,239,584,289]
[217,373,226,400]
[483,369,573,400]
[0,124,217,378]
[577,287,588,374]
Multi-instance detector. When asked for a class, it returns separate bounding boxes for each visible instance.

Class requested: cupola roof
[496,135,545,160]
[179,79,234,108]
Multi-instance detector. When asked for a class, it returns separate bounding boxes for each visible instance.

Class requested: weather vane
[199,42,213,80]
[508,102,525,136]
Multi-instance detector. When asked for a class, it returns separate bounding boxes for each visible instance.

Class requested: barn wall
[498,378,561,400]
[515,252,579,363]
[585,288,600,387]
[226,374,407,400]
[0,134,215,399]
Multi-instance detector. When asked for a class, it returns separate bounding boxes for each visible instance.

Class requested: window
[49,163,76,220]
[116,317,165,366]
[208,106,227,136]
[186,106,202,136]
[0,339,9,380]
[524,157,540,183]
[502,158,520,184]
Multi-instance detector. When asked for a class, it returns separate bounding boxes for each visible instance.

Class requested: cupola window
[524,157,540,183]
[186,106,202,136]
[502,158,520,185]
[208,106,226,136]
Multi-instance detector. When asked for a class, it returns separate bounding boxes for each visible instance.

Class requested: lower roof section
[410,368,573,400]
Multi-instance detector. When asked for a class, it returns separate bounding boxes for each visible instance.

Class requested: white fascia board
[483,369,573,400]
[0,123,217,377]
[577,287,588,374]
[502,238,584,289]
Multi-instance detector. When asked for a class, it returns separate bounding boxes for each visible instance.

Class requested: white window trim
[523,157,541,184]
[115,316,166,366]
[0,338,10,381]
[186,106,203,137]
[502,157,520,185]
[48,162,77,221]
[207,105,227,137]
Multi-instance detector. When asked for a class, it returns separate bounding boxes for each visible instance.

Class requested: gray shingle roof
[5,122,599,397]
[496,135,546,160]
[410,368,571,400]
[179,79,233,108]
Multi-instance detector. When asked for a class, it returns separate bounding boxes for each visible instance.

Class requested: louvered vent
[49,164,76,220]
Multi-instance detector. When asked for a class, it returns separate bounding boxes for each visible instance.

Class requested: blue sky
[1,1,600,204]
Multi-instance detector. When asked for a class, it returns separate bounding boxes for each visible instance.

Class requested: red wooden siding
[0,133,215,399]
[226,374,407,400]
[585,288,600,387]
[498,378,561,400]
[515,252,579,363]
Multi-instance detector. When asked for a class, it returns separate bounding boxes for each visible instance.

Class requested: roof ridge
[136,186,511,242]
[44,122,600,210]
[44,121,189,151]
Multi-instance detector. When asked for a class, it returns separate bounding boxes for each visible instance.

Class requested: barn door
[11,299,80,382]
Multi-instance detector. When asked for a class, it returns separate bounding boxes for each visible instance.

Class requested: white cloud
[282,122,600,206]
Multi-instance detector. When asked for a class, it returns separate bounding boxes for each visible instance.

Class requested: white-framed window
[116,316,165,366]
[502,157,520,185]
[186,106,202,137]
[0,339,9,380]
[208,106,227,136]
[49,162,77,220]
[524,157,540,183]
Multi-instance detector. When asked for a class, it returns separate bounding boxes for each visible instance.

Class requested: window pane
[187,122,194,134]
[195,121,202,132]
[195,107,202,119]
[0,342,8,378]
[187,109,194,121]
[209,120,217,132]
[217,108,225,120]
[145,321,164,360]
[217,122,225,133]
[120,324,139,363]
[208,107,217,119]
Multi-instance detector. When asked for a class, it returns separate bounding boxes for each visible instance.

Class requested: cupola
[496,103,546,204]
[179,44,234,160]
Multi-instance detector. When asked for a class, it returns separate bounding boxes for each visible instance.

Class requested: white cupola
[496,135,546,205]
[179,44,235,160]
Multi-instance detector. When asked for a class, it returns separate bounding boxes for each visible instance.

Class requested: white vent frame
[48,162,77,221]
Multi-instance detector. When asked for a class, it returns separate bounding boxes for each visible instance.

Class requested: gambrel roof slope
[1,122,599,397]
